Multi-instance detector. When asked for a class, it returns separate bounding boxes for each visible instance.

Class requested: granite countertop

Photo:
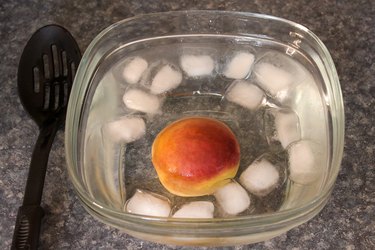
[1,1,374,249]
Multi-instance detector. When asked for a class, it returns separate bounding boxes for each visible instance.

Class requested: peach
[152,117,240,197]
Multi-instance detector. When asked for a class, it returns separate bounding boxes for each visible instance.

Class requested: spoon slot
[52,44,60,78]
[62,51,68,77]
[54,83,60,110]
[43,84,50,110]
[71,61,76,83]
[33,67,40,93]
[43,54,50,80]
[63,81,69,106]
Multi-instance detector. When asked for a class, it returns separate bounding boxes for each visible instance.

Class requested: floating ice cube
[122,57,148,84]
[214,181,250,215]
[275,110,301,149]
[288,140,318,184]
[103,117,146,143]
[225,80,265,110]
[150,64,183,94]
[224,52,255,79]
[172,201,214,219]
[180,55,214,77]
[239,159,280,197]
[125,189,171,217]
[254,52,306,97]
[123,89,160,114]
[255,63,292,96]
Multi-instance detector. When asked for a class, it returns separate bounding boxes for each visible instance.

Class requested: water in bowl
[81,35,329,217]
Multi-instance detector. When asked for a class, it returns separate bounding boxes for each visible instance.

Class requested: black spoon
[12,25,81,250]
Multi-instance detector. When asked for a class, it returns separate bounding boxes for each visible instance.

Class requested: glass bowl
[65,11,344,246]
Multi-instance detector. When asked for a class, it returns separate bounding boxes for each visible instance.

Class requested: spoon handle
[12,121,59,250]
[12,205,44,250]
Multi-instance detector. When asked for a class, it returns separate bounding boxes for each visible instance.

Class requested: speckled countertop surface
[1,1,374,249]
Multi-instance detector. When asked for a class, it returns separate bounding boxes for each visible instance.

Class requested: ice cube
[225,80,265,110]
[123,89,161,114]
[122,57,148,84]
[150,64,183,94]
[254,52,306,97]
[103,117,146,143]
[255,63,292,96]
[275,110,301,149]
[288,140,317,184]
[214,181,250,215]
[239,159,280,197]
[125,189,171,217]
[180,55,214,77]
[172,201,214,219]
[224,52,255,79]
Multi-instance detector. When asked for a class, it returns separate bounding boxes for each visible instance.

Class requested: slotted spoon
[12,24,81,250]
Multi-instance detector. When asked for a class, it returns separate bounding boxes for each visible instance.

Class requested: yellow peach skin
[152,117,240,197]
